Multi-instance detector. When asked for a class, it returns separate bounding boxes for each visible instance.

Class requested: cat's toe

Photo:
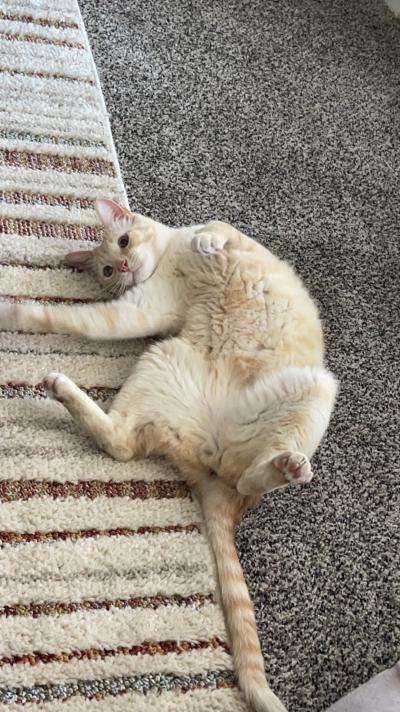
[44,372,71,403]
[191,232,225,255]
[272,451,313,485]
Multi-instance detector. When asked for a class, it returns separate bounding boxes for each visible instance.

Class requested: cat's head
[65,199,160,295]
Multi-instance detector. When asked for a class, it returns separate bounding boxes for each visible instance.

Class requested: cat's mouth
[123,264,144,286]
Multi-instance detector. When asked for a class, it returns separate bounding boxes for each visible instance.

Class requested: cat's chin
[131,262,156,285]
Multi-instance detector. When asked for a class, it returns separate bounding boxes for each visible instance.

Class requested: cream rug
[0,1,248,709]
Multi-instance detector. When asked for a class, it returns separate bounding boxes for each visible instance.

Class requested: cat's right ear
[64,250,94,272]
[95,199,132,227]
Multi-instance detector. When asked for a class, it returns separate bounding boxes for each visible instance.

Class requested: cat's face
[65,199,159,296]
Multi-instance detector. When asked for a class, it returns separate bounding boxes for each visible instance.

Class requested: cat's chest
[178,250,274,354]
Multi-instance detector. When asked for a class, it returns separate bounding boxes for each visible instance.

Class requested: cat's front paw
[44,372,74,403]
[191,231,226,255]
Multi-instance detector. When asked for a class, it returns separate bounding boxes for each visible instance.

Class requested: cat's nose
[117,259,130,273]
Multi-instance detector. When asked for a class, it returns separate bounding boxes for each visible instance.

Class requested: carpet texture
[77,1,400,711]
[0,1,247,710]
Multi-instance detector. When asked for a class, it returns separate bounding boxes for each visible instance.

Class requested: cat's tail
[195,475,288,712]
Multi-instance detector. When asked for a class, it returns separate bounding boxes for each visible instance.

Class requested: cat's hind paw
[191,231,226,255]
[44,372,74,404]
[272,451,313,484]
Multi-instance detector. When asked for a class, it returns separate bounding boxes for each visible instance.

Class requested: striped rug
[0,1,248,709]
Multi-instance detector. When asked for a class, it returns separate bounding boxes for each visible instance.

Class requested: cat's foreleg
[192,220,262,255]
[0,299,179,340]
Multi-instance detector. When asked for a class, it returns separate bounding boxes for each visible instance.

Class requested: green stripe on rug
[0,670,237,704]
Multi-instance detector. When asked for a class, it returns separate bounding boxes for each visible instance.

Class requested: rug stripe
[0,12,79,30]
[0,531,207,587]
[0,31,84,49]
[0,565,212,608]
[0,128,106,149]
[0,496,199,534]
[0,638,228,668]
[0,189,95,209]
[0,150,115,177]
[0,593,213,619]
[0,645,233,689]
[0,216,100,240]
[0,670,236,704]
[0,603,226,657]
[0,688,248,712]
[0,479,191,502]
[0,265,100,299]
[0,165,123,195]
[0,524,199,545]
[0,66,94,83]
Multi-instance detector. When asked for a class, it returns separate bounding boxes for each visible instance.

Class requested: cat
[0,199,338,712]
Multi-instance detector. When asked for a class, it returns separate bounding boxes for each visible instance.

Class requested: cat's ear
[64,250,94,272]
[95,198,132,227]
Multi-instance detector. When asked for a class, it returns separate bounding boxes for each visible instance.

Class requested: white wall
[385,0,400,16]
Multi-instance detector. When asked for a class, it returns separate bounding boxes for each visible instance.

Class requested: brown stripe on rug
[0,479,191,501]
[0,149,115,176]
[0,31,85,49]
[0,190,95,208]
[0,217,100,240]
[0,523,200,545]
[0,12,80,30]
[0,1,247,710]
[0,593,214,618]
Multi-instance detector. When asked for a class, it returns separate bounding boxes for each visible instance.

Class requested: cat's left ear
[95,198,132,227]
[64,250,94,272]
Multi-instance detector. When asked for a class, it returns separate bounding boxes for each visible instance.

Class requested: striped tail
[196,476,288,712]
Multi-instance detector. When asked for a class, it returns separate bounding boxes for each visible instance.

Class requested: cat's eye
[103,265,113,278]
[118,234,129,248]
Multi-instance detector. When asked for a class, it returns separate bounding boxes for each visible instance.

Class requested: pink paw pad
[272,451,313,485]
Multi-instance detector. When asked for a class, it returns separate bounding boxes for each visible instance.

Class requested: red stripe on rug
[0,638,230,667]
[0,593,214,618]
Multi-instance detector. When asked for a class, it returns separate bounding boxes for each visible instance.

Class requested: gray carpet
[79,1,400,710]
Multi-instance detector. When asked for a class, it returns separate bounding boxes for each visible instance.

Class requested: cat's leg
[233,367,338,496]
[0,296,180,340]
[42,338,207,463]
[44,372,138,461]
[191,226,228,254]
[192,220,263,256]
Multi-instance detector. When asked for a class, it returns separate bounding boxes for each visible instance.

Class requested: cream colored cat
[0,199,338,712]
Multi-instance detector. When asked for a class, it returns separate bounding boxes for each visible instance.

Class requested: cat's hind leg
[44,372,137,461]
[234,366,338,496]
